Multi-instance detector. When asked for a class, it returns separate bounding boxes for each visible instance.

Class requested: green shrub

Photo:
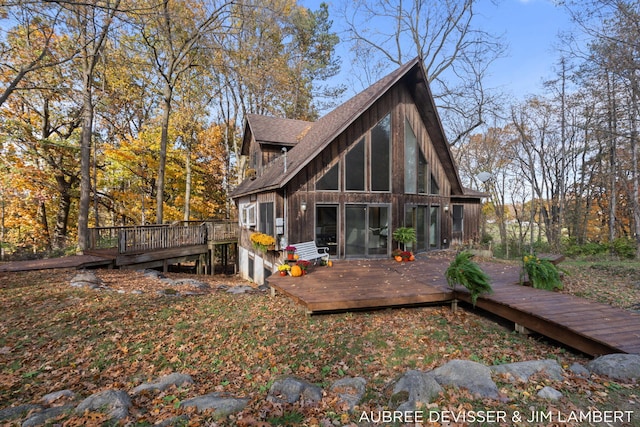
[610,237,636,259]
[445,251,492,306]
[522,254,562,291]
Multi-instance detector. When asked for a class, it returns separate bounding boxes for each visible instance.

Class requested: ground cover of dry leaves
[0,261,638,426]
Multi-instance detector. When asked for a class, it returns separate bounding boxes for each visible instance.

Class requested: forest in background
[1,0,639,260]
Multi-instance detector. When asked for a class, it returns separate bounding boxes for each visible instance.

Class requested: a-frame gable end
[401,87,452,197]
[402,64,464,195]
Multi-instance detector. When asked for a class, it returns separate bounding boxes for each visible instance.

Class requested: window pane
[317,162,339,190]
[346,138,365,191]
[416,206,427,251]
[316,205,338,256]
[404,120,417,193]
[345,205,366,256]
[371,115,390,191]
[405,206,414,228]
[368,206,389,255]
[259,202,274,235]
[431,173,439,195]
[430,206,439,247]
[453,205,463,233]
[418,152,428,194]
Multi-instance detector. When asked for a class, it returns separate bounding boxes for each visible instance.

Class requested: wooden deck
[267,254,640,356]
[268,256,454,312]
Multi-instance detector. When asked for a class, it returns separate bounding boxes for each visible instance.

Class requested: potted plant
[284,245,297,260]
[445,251,492,307]
[250,232,276,253]
[277,263,291,276]
[296,260,311,274]
[392,227,417,252]
[521,254,563,291]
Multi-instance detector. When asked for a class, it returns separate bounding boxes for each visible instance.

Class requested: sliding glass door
[345,204,389,257]
[405,204,440,252]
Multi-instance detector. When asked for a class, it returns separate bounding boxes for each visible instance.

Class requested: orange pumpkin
[290,265,303,277]
[327,260,333,267]
[394,255,403,262]
[409,255,415,261]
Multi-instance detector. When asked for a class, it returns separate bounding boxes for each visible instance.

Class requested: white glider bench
[291,241,330,264]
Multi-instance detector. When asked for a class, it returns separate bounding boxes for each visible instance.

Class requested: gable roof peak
[231,58,464,198]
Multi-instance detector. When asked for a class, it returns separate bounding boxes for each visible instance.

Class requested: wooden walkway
[0,254,115,272]
[267,254,640,356]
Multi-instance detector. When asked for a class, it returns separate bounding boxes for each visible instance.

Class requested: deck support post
[515,323,531,335]
[451,298,458,313]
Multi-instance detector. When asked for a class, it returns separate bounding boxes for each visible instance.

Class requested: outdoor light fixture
[444,204,449,212]
[301,201,307,212]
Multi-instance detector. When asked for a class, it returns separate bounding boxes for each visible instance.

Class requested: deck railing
[118,224,207,254]
[87,221,238,254]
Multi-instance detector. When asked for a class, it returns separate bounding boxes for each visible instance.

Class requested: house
[230,58,484,284]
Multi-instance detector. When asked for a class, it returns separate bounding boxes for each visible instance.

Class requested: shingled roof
[231,57,464,198]
[240,114,313,155]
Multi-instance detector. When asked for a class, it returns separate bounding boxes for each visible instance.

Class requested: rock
[22,404,74,427]
[70,271,103,288]
[491,359,564,382]
[226,285,255,294]
[0,404,43,422]
[569,362,590,378]
[330,377,366,412]
[179,393,249,416]
[143,269,166,279]
[41,389,75,404]
[75,389,131,420]
[390,370,442,411]
[131,373,194,395]
[267,377,323,405]
[587,354,640,381]
[155,415,191,426]
[173,278,210,289]
[537,386,563,400]
[431,359,500,399]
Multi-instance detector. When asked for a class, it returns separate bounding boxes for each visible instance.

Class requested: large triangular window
[316,161,339,191]
[404,119,429,194]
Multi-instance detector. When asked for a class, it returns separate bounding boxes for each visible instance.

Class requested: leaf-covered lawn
[0,264,638,426]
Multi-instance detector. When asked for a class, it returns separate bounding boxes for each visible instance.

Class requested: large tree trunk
[183,136,192,222]
[629,77,640,259]
[53,175,75,250]
[607,71,617,248]
[156,83,173,224]
[77,65,93,252]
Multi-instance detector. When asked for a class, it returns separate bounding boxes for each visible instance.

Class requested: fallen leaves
[0,267,637,425]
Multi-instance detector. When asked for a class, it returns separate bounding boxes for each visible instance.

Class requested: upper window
[404,120,418,194]
[431,173,440,195]
[240,203,256,227]
[417,150,428,194]
[405,118,430,194]
[371,114,391,191]
[259,202,274,235]
[345,137,365,191]
[316,162,339,191]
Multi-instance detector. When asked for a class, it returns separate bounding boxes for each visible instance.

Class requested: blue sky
[303,0,576,100]
[476,0,574,97]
